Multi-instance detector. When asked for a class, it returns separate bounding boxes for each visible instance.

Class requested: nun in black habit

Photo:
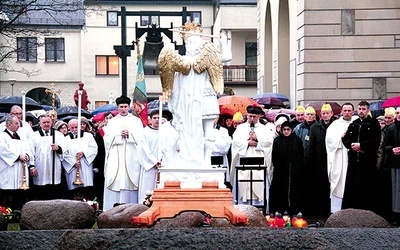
[269,121,305,216]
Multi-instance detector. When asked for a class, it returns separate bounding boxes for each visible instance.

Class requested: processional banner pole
[21,91,26,124]
[44,83,61,198]
[158,95,163,161]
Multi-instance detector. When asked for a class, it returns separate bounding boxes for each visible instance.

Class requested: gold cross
[45,83,61,109]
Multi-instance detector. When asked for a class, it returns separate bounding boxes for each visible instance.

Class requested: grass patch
[7,223,20,231]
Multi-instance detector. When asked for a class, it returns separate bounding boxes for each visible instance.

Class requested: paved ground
[1,227,400,249]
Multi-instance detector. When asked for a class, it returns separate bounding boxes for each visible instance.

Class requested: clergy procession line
[0,97,399,224]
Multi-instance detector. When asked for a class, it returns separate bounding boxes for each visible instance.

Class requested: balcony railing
[223,65,257,84]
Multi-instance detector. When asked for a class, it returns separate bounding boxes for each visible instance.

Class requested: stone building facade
[258,0,400,108]
[0,0,258,108]
[1,1,399,110]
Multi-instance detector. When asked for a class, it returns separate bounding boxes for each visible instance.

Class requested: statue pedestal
[157,167,226,189]
[132,181,248,227]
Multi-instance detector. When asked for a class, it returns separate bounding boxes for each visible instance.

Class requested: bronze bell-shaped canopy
[142,29,164,74]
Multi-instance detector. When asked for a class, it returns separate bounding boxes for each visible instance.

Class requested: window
[17,37,37,62]
[140,15,159,27]
[144,67,159,76]
[341,10,355,36]
[186,12,201,24]
[245,42,257,81]
[45,38,65,62]
[107,11,118,26]
[96,55,119,75]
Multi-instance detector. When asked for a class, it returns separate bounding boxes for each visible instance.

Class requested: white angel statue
[158,22,224,168]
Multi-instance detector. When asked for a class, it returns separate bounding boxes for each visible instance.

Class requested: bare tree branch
[0,0,102,76]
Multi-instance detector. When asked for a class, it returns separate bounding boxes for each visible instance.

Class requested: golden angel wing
[192,42,224,94]
[158,47,191,102]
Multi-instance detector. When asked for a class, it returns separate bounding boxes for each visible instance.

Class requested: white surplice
[30,130,67,186]
[63,132,98,190]
[325,116,357,213]
[0,120,35,165]
[209,125,232,181]
[0,130,32,189]
[139,126,160,203]
[230,122,275,203]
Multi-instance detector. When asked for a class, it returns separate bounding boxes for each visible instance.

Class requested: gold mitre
[181,21,203,33]
[169,21,218,38]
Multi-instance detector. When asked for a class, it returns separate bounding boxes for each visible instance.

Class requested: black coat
[92,129,106,208]
[384,119,400,169]
[270,133,305,215]
[341,115,381,211]
[342,115,381,164]
[308,118,334,173]
[306,118,334,215]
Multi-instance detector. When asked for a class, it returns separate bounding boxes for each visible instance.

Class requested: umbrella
[59,115,79,124]
[29,109,47,118]
[253,92,289,103]
[59,115,93,124]
[0,96,43,113]
[0,113,8,122]
[264,108,296,123]
[218,95,259,115]
[307,101,341,116]
[219,106,235,116]
[92,110,119,123]
[56,106,92,119]
[369,101,385,118]
[0,111,39,124]
[41,105,54,111]
[254,96,285,108]
[26,112,39,125]
[91,103,118,115]
[147,99,169,112]
[382,96,400,108]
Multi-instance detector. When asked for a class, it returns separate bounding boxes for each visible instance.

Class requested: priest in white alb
[63,119,98,200]
[209,116,232,183]
[29,115,67,200]
[139,109,161,203]
[103,95,157,210]
[230,104,275,207]
[0,115,32,210]
[325,103,356,213]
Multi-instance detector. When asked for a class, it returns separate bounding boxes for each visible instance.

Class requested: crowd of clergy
[225,100,400,223]
[1,96,400,224]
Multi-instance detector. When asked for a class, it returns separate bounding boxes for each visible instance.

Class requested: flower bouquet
[0,206,12,216]
[74,194,100,211]
[142,190,153,207]
[0,206,12,230]
[83,198,99,211]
